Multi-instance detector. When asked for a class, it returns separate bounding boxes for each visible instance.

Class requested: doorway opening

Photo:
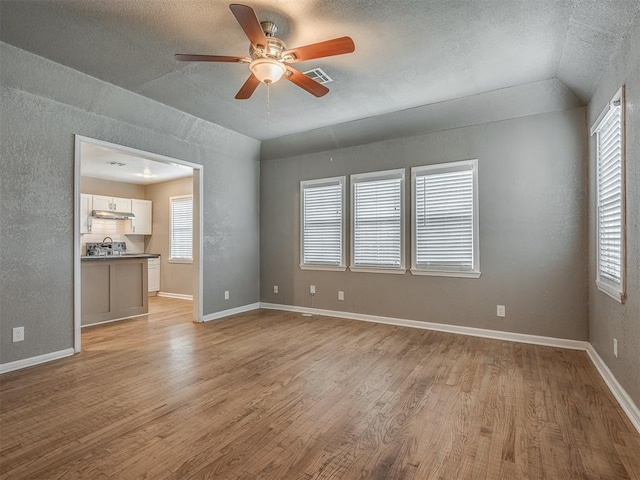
[73,135,204,353]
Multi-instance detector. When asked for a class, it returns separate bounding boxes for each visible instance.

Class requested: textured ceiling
[81,143,193,185]
[1,0,639,141]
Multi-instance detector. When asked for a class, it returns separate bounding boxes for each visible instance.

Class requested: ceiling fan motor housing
[260,21,277,37]
[250,23,287,61]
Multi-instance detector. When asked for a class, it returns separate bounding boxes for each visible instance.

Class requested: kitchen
[79,139,196,329]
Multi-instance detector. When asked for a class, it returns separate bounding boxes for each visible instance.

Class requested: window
[350,169,405,273]
[170,195,193,262]
[592,87,625,302]
[411,159,480,278]
[300,177,345,270]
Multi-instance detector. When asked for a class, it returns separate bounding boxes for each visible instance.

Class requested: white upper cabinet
[92,195,132,212]
[80,194,93,234]
[112,196,132,212]
[85,194,151,234]
[91,195,112,211]
[130,199,152,235]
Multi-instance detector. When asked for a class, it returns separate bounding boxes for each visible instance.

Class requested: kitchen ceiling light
[250,58,286,84]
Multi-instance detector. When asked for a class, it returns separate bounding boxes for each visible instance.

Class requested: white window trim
[592,86,626,303]
[168,258,194,264]
[410,159,480,279]
[169,194,193,264]
[300,176,346,271]
[410,269,481,279]
[349,168,406,274]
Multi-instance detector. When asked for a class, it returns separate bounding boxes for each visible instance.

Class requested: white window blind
[351,170,404,271]
[170,195,193,260]
[412,160,479,277]
[300,177,345,269]
[593,87,625,302]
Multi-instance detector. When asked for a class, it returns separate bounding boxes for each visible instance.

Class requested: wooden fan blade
[175,54,249,63]
[283,36,355,63]
[229,4,268,51]
[235,74,261,99]
[285,67,329,97]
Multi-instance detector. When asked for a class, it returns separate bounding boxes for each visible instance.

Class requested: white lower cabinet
[148,257,160,293]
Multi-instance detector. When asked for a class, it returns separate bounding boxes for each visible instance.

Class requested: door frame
[73,135,204,352]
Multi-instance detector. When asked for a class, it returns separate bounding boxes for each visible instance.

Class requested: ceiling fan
[175,4,355,99]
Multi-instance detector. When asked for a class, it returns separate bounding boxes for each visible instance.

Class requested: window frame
[169,194,193,264]
[591,86,626,303]
[411,159,480,278]
[349,168,406,274]
[299,176,347,271]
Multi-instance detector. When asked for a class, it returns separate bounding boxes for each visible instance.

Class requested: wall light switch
[338,291,344,301]
[310,285,316,295]
[273,285,279,294]
[13,326,24,342]
[497,305,506,317]
[224,290,230,300]
[614,338,618,358]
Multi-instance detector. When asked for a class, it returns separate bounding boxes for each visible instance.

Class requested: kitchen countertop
[81,253,160,260]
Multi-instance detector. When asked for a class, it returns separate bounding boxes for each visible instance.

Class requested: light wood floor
[1,297,639,479]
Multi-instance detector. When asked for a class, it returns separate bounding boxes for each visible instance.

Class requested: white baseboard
[81,312,149,328]
[158,292,194,300]
[0,348,75,374]
[586,345,640,434]
[202,302,261,322]
[259,303,589,350]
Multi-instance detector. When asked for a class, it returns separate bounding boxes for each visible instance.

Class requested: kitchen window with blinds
[169,195,193,263]
[591,87,626,303]
[300,177,346,270]
[411,159,480,278]
[350,169,405,273]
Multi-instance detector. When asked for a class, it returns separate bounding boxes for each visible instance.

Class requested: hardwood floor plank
[1,297,639,479]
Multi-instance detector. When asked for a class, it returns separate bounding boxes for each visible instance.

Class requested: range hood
[92,210,136,220]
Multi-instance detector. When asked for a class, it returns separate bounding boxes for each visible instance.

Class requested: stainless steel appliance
[85,241,127,256]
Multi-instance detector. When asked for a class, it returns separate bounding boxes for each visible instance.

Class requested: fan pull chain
[266,83,270,122]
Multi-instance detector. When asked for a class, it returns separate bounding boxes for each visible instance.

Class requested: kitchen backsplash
[81,219,144,254]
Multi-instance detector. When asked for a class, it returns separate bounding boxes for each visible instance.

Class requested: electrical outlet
[273,285,279,294]
[13,326,24,342]
[310,285,316,295]
[497,305,506,318]
[338,291,344,301]
[614,338,618,358]
[224,290,230,300]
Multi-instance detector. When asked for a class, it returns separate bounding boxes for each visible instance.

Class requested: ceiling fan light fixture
[250,58,286,84]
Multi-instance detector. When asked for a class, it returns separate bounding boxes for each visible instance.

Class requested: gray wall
[587,14,640,408]
[261,107,589,341]
[144,177,194,296]
[0,43,260,364]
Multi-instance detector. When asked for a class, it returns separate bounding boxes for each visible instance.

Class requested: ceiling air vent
[107,161,127,167]
[303,67,333,84]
